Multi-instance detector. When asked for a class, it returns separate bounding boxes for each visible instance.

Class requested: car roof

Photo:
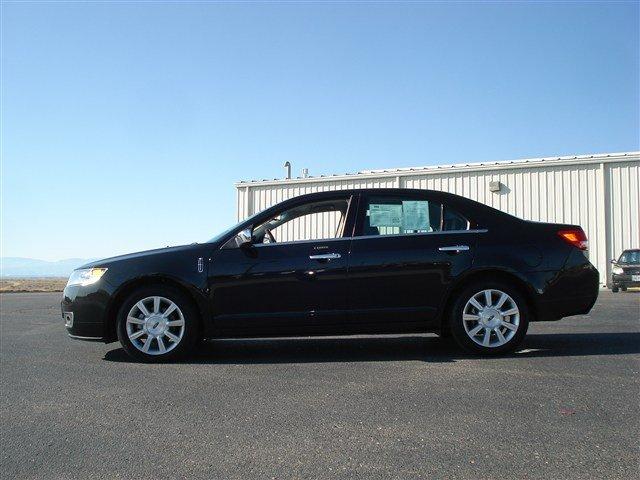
[276,188,480,209]
[285,188,465,200]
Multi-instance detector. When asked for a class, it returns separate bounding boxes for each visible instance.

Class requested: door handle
[309,253,342,260]
[438,245,470,252]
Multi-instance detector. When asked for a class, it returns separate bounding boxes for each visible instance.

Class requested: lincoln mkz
[62,189,599,361]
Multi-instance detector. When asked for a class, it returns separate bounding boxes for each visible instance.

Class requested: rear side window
[443,206,470,231]
[358,195,470,237]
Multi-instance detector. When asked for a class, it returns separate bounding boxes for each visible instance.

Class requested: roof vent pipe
[301,168,309,178]
[283,161,291,179]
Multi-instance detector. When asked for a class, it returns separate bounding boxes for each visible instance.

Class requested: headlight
[612,266,624,275]
[66,268,108,287]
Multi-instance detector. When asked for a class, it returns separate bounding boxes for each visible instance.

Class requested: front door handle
[309,253,342,260]
[438,245,470,252]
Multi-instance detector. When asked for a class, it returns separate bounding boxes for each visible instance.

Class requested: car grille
[622,267,640,275]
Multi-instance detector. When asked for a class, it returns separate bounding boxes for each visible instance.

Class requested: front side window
[358,195,469,236]
[252,198,350,244]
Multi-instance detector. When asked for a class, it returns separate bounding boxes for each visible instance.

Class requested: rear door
[347,191,479,328]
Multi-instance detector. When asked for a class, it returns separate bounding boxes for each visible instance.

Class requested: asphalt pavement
[1,291,638,479]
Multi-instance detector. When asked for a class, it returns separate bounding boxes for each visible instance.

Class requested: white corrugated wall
[607,161,640,275]
[236,152,640,285]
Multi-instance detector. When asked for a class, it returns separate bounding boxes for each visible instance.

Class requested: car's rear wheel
[449,282,529,355]
[116,286,199,362]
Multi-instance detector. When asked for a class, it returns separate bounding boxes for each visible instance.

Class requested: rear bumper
[533,251,599,321]
[536,292,598,321]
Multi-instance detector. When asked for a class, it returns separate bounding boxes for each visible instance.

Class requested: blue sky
[2,1,638,261]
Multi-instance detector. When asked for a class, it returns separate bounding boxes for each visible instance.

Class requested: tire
[612,286,619,293]
[116,285,200,362]
[621,286,627,292]
[449,281,530,355]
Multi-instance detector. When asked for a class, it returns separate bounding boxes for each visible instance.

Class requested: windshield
[207,211,263,243]
[618,250,640,264]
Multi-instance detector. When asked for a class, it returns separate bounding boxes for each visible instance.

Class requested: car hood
[79,244,208,269]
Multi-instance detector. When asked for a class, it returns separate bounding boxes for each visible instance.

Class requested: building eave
[235,151,640,188]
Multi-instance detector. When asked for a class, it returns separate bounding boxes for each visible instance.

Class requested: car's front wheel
[116,286,199,362]
[449,282,529,355]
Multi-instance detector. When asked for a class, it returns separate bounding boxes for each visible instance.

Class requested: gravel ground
[1,291,638,479]
[0,278,66,293]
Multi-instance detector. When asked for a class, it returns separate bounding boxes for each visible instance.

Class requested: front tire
[449,282,529,355]
[116,286,199,362]
[612,286,619,293]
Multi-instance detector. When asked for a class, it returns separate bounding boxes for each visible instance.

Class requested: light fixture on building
[489,180,502,192]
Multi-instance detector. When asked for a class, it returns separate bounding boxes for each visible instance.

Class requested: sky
[2,1,639,261]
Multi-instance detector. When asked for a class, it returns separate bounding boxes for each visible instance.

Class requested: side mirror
[610,259,616,264]
[237,228,253,248]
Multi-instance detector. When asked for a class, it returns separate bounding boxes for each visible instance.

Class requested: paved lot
[1,292,638,479]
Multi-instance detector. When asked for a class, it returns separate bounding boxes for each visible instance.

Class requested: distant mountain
[0,257,95,278]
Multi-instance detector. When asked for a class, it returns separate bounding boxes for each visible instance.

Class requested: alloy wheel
[462,289,520,348]
[125,296,186,355]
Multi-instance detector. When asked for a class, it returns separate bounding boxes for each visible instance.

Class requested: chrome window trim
[219,228,352,250]
[249,228,488,248]
[252,236,352,248]
[351,228,487,240]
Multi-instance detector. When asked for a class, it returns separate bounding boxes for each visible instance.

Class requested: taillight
[557,228,588,250]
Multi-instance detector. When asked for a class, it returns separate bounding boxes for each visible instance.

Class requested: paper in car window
[369,203,403,228]
[402,201,430,231]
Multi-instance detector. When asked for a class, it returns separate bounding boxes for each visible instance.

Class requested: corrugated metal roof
[236,151,639,185]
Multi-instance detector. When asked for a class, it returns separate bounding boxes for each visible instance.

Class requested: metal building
[236,151,640,286]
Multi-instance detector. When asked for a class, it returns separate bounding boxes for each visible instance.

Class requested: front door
[347,192,478,329]
[208,194,355,336]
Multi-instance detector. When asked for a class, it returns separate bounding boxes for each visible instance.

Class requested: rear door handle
[309,253,342,260]
[438,245,470,252]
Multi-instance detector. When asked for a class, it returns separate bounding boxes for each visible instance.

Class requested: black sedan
[62,188,599,361]
[610,249,640,292]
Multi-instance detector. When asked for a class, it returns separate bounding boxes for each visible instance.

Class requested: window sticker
[402,200,430,231]
[369,203,403,228]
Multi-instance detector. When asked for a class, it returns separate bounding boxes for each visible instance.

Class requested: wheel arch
[439,268,539,333]
[104,275,207,342]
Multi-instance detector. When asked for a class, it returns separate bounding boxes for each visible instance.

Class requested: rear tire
[449,281,529,355]
[621,286,627,292]
[116,285,199,362]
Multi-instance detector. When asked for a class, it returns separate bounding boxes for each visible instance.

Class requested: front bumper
[61,281,114,341]
[612,273,640,288]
